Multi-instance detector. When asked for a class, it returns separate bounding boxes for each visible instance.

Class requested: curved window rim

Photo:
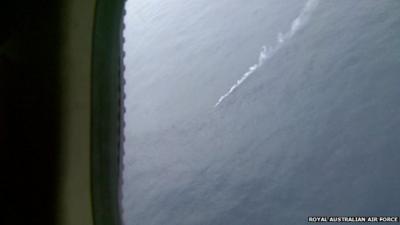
[91,0,125,225]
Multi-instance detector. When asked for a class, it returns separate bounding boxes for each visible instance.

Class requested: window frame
[91,0,126,224]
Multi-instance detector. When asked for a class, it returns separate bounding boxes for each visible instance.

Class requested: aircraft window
[122,0,400,224]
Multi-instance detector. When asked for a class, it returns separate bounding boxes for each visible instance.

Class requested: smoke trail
[215,0,319,107]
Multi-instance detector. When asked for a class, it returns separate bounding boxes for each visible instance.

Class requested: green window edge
[91,0,126,225]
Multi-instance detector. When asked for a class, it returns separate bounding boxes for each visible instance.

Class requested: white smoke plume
[215,0,319,107]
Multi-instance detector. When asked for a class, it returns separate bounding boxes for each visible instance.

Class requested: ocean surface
[122,0,400,224]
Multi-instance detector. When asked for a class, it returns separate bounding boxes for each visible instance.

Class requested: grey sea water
[122,0,400,224]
